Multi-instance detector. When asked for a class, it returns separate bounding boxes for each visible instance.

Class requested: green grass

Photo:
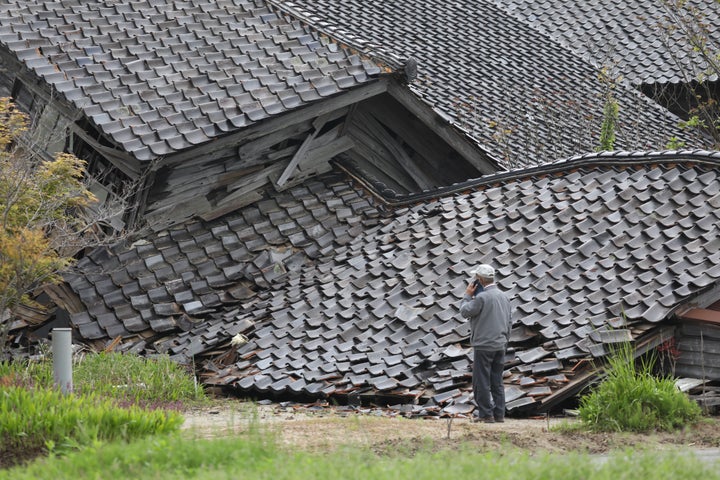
[578,342,701,432]
[0,352,206,407]
[0,352,205,465]
[0,386,182,454]
[2,433,718,480]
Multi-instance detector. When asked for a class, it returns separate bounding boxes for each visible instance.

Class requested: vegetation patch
[0,352,204,468]
[578,343,702,432]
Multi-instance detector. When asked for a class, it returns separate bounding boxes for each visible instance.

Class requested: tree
[656,0,720,148]
[0,97,117,354]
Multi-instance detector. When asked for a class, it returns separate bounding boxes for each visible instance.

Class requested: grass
[578,342,701,432]
[0,386,183,454]
[0,352,206,407]
[2,432,718,480]
[1,348,714,478]
[0,352,206,466]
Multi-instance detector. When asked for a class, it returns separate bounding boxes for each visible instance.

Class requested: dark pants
[472,348,506,419]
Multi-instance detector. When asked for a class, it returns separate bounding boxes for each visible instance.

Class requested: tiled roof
[65,150,720,415]
[276,0,702,167]
[0,0,706,169]
[496,0,720,85]
[0,0,385,161]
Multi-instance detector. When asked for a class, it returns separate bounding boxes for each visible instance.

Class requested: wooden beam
[70,125,143,179]
[275,117,327,187]
[361,97,455,169]
[219,163,285,206]
[237,120,312,164]
[158,79,388,170]
[351,108,435,189]
[272,135,354,191]
[274,110,342,188]
[680,309,720,325]
[387,81,498,174]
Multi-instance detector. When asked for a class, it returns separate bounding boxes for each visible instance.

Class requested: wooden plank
[70,125,143,179]
[237,120,312,164]
[360,97,452,169]
[218,162,285,207]
[201,191,263,222]
[272,135,354,191]
[537,368,597,413]
[276,121,325,187]
[144,194,212,228]
[387,81,498,174]
[680,308,720,325]
[275,109,345,187]
[158,80,388,168]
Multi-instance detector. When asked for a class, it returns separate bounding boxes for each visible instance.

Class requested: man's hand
[465,280,477,296]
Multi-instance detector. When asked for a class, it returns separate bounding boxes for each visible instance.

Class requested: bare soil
[180,400,720,456]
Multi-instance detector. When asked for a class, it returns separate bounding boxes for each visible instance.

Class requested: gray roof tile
[63,151,720,415]
[282,1,713,166]
[0,0,385,161]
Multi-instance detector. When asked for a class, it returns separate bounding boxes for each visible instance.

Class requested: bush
[578,342,701,432]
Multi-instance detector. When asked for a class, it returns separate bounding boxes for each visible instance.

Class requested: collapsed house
[2,0,720,415]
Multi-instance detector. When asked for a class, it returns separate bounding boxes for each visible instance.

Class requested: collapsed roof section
[51,150,720,415]
[0,0,498,229]
[0,0,388,162]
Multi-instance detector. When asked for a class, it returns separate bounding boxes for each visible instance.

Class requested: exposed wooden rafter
[159,79,389,169]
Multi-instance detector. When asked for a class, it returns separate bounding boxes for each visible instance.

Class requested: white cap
[474,264,495,280]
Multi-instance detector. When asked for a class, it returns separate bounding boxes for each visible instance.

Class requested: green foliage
[0,98,97,352]
[3,434,719,480]
[596,66,620,152]
[578,343,701,432]
[0,385,183,457]
[71,352,205,405]
[666,136,687,149]
[0,353,204,465]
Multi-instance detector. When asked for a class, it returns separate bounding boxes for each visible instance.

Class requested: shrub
[578,342,701,432]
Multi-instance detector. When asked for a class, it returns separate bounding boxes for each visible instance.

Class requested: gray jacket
[459,284,512,351]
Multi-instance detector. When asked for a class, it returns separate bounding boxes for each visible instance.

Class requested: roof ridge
[341,149,720,206]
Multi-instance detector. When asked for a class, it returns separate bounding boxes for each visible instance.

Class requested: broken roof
[0,0,388,161]
[0,0,707,170]
[57,150,720,415]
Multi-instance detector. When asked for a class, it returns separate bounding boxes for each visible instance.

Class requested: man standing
[460,264,512,423]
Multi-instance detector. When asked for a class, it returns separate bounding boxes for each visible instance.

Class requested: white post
[52,328,73,394]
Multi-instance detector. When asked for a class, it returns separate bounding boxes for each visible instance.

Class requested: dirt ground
[180,399,720,456]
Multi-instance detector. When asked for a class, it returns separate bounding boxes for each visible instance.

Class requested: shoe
[494,417,505,423]
[473,416,495,423]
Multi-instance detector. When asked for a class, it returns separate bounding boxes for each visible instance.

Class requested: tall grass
[0,386,182,455]
[72,352,205,406]
[578,342,701,432]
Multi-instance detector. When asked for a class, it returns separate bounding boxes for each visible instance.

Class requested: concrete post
[52,328,73,394]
